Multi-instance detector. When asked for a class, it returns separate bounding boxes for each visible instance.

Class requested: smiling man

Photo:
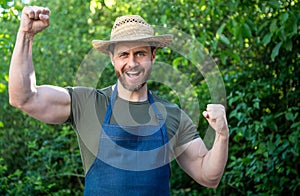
[9,6,229,195]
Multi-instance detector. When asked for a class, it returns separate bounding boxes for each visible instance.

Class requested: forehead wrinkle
[114,42,151,54]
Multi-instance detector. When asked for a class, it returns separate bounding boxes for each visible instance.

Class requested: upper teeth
[127,71,138,75]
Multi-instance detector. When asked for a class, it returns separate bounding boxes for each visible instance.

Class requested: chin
[121,81,147,92]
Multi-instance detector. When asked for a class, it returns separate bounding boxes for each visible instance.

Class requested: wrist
[18,29,35,41]
[216,128,229,140]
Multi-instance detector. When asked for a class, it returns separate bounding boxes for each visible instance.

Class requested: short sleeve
[64,86,98,129]
[176,109,199,147]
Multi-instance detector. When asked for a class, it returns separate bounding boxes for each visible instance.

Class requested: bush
[1,0,299,195]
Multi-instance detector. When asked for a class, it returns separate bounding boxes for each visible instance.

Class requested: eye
[118,52,128,58]
[136,51,146,57]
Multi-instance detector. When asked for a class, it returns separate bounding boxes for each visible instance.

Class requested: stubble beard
[116,67,151,92]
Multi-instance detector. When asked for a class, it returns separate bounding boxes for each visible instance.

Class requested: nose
[127,53,138,68]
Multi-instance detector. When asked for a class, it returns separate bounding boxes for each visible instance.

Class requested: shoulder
[152,93,180,111]
[97,86,112,95]
[65,86,112,116]
[65,86,112,99]
[65,86,112,126]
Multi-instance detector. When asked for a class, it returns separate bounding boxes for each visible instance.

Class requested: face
[110,42,156,92]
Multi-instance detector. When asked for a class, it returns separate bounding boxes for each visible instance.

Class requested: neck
[113,81,148,102]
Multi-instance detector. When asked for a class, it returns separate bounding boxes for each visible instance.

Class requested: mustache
[121,66,144,73]
[115,66,145,78]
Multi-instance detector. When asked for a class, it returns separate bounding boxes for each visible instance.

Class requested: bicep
[175,138,209,184]
[22,85,71,124]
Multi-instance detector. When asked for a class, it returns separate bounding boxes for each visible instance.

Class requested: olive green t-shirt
[67,86,199,175]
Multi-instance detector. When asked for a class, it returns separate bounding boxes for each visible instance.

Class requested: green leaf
[224,50,241,62]
[262,32,273,46]
[242,23,252,38]
[268,0,280,9]
[279,12,289,24]
[271,42,282,61]
[258,20,271,34]
[216,23,226,36]
[288,11,298,36]
[285,111,295,121]
[283,39,292,51]
[220,34,230,45]
[291,121,300,129]
[246,19,257,32]
[270,20,278,33]
[253,98,260,109]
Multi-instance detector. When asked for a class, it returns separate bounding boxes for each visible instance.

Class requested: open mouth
[123,67,145,80]
[126,71,141,78]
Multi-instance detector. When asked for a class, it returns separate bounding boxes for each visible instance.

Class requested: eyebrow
[117,49,148,56]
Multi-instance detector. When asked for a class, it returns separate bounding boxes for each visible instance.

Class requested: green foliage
[1,0,299,195]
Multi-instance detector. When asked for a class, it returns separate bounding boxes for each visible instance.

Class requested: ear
[109,52,115,66]
[151,48,157,63]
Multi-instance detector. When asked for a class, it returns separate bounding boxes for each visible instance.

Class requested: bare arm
[176,104,229,188]
[9,6,70,124]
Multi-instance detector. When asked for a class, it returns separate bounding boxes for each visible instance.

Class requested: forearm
[202,131,229,185]
[9,30,37,107]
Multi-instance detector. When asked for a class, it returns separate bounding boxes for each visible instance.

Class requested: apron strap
[148,90,169,145]
[103,84,118,124]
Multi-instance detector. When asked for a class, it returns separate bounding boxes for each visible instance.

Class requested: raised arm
[175,104,229,188]
[9,6,70,124]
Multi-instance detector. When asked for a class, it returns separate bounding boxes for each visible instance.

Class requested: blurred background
[0,0,299,195]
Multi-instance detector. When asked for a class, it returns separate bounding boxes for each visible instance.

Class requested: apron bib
[84,85,170,196]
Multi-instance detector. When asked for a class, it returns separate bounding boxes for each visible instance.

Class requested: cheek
[113,60,125,70]
[115,70,121,78]
[113,62,121,74]
[114,62,126,78]
[145,60,153,70]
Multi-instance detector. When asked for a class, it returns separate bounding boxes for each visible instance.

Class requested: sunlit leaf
[220,34,230,45]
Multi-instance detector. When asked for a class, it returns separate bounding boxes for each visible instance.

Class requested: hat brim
[92,34,173,54]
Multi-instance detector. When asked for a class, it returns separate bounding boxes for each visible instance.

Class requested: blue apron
[84,86,171,195]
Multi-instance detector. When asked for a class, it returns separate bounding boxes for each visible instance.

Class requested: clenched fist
[203,104,229,137]
[20,6,51,38]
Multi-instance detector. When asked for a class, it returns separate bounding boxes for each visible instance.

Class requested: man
[9,6,229,195]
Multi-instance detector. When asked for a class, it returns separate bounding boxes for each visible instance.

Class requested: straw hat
[92,15,173,54]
